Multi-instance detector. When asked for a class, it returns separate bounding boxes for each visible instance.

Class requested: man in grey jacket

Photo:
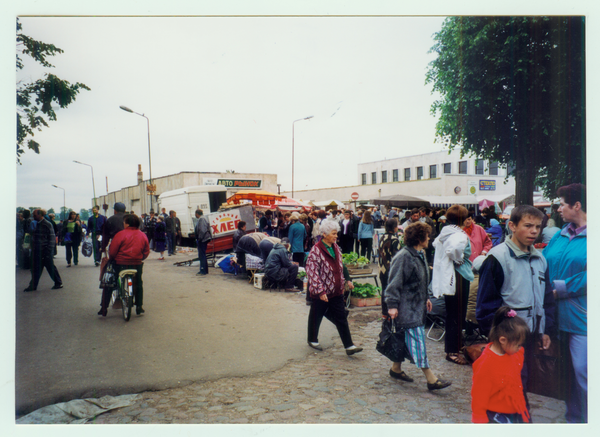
[194,209,211,275]
[24,209,63,291]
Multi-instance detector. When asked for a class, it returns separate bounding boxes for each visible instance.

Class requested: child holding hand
[471,306,530,423]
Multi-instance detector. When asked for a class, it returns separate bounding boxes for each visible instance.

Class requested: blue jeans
[197,240,208,274]
[167,233,176,255]
[564,332,587,423]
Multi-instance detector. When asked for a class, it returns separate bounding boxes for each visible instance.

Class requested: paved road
[15,247,567,424]
[15,246,338,416]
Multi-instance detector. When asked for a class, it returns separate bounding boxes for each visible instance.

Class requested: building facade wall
[282,149,515,207]
[95,171,278,217]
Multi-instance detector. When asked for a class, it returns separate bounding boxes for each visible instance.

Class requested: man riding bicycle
[108,214,149,315]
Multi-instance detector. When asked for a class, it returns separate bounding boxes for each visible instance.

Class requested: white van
[157,185,228,244]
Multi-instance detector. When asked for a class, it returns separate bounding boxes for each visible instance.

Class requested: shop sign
[479,180,496,191]
[468,181,478,195]
[204,178,262,189]
[209,210,242,236]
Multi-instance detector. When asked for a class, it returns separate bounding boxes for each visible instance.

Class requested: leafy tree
[48,207,55,215]
[16,19,90,162]
[79,208,91,221]
[426,16,585,205]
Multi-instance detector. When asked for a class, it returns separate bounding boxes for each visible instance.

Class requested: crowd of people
[15,183,586,424]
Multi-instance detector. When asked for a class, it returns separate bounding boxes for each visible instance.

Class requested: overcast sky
[13,15,448,213]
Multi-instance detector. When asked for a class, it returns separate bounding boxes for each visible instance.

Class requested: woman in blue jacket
[358,210,375,262]
[543,184,587,423]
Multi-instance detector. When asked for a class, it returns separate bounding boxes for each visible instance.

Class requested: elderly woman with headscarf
[305,219,363,355]
[431,204,474,365]
[486,218,504,247]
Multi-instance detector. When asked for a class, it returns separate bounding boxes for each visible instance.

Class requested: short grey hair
[319,219,339,236]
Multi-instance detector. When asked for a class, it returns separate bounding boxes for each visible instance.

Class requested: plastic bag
[82,236,93,257]
[99,261,117,289]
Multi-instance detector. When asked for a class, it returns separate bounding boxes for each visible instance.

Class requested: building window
[443,163,452,174]
[476,160,484,175]
[381,170,387,183]
[459,161,468,174]
[392,169,399,182]
[429,164,437,179]
[416,166,423,180]
[506,163,516,176]
[371,172,377,184]
[404,168,411,181]
[489,161,499,175]
[361,173,367,185]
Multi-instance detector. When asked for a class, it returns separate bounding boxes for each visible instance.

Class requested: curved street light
[120,105,153,212]
[73,160,96,208]
[292,115,314,198]
[51,184,66,221]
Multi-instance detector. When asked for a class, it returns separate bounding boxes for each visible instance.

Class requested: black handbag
[376,318,413,363]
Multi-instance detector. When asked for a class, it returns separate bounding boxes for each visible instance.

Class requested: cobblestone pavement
[87,308,566,425]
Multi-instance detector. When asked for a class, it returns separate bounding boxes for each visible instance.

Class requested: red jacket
[471,344,529,423]
[108,227,149,265]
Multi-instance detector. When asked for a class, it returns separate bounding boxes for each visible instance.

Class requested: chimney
[137,164,143,184]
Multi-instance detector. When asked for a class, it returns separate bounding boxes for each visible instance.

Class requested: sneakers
[308,342,323,351]
[51,284,63,290]
[345,345,363,356]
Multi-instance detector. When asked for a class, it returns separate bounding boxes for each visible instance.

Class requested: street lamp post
[120,105,153,212]
[73,160,97,207]
[292,115,314,198]
[52,184,66,221]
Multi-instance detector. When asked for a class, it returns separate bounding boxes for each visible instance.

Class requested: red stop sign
[351,192,359,200]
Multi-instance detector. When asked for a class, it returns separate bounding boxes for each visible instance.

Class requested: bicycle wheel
[121,276,133,321]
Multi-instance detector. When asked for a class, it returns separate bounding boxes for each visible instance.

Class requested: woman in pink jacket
[463,216,492,261]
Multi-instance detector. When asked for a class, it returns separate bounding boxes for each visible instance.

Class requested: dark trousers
[339,235,354,254]
[380,272,389,316]
[354,237,361,254]
[29,253,62,289]
[168,233,176,255]
[444,274,470,354]
[292,252,305,267]
[307,294,353,348]
[360,238,373,262]
[66,243,79,265]
[197,240,209,274]
[92,234,101,263]
[271,264,299,289]
[115,264,144,308]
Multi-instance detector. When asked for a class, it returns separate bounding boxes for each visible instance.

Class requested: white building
[95,166,278,217]
[283,149,515,208]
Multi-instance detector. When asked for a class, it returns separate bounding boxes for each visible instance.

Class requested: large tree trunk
[514,149,535,206]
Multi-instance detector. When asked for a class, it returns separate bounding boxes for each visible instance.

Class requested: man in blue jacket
[543,184,587,423]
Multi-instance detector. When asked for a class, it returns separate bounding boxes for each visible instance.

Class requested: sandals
[446,353,469,365]
[389,369,414,382]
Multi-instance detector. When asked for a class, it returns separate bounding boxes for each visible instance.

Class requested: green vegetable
[297,271,307,279]
[342,252,359,265]
[350,282,381,298]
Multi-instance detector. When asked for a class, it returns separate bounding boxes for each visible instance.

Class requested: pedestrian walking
[87,205,107,266]
[358,210,374,262]
[24,209,63,291]
[154,216,167,260]
[62,211,82,267]
[305,219,363,356]
[384,221,451,391]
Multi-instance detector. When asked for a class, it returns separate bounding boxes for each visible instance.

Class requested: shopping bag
[22,234,31,250]
[526,336,567,401]
[376,318,411,363]
[99,261,117,289]
[82,236,93,257]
